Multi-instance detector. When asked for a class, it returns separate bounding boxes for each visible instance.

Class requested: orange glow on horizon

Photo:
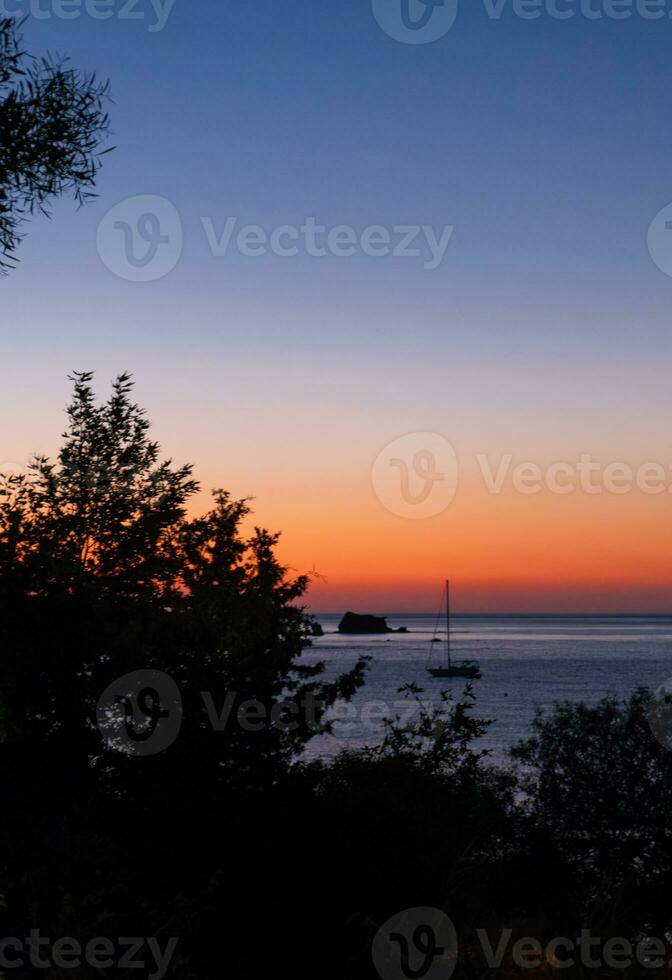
[206,467,672,615]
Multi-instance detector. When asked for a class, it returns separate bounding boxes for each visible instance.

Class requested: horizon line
[310,611,672,618]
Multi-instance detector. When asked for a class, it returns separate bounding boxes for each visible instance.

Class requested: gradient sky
[2,0,672,612]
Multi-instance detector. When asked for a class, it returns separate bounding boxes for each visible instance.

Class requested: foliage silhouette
[0,372,367,785]
[1,377,672,977]
[513,689,672,939]
[0,18,111,272]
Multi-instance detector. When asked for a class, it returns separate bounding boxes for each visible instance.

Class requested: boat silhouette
[426,580,481,679]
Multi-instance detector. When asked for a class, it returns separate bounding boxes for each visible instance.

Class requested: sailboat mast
[445,579,451,669]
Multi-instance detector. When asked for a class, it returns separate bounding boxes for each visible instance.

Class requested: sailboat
[426,580,481,679]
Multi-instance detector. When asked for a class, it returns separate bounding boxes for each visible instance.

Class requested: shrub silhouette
[1,375,671,977]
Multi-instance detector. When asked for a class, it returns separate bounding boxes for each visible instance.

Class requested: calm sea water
[302,615,672,763]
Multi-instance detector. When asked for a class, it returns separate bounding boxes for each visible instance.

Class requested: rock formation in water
[338,612,408,634]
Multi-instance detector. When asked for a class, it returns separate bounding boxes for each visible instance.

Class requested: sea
[301,615,672,763]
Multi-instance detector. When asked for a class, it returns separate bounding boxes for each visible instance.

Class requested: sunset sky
[2,1,672,612]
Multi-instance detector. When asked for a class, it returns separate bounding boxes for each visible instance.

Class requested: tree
[300,686,520,979]
[513,690,672,938]
[0,372,367,786]
[0,17,111,273]
[0,373,369,979]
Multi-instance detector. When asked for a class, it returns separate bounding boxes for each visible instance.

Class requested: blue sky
[2,0,672,608]
[6,2,672,335]
[4,1,672,337]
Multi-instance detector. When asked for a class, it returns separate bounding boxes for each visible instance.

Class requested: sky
[2,0,672,613]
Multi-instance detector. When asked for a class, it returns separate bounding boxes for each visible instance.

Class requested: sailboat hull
[427,664,481,679]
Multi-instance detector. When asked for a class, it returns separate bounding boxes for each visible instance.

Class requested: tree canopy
[0,18,111,272]
[0,372,367,784]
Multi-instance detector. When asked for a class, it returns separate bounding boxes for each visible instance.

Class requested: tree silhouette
[0,18,111,273]
[3,375,672,977]
[0,372,367,782]
[513,690,672,938]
